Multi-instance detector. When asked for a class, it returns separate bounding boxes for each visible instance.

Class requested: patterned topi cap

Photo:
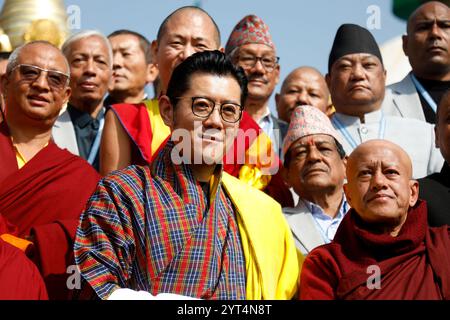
[225,14,275,55]
[282,105,343,158]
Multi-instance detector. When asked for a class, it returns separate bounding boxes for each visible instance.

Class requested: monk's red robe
[109,103,293,207]
[0,121,101,299]
[0,215,48,300]
[299,200,450,300]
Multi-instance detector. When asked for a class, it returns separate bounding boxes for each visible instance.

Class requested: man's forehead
[294,134,335,146]
[238,43,276,55]
[70,36,109,52]
[110,34,140,47]
[286,70,324,88]
[18,44,66,67]
[413,2,450,20]
[336,52,380,63]
[166,10,214,33]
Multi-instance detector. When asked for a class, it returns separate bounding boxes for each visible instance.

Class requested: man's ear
[146,63,159,84]
[325,73,331,89]
[159,95,174,129]
[280,164,291,188]
[343,183,352,206]
[218,47,225,53]
[342,156,348,173]
[62,86,72,106]
[402,34,409,57]
[435,125,440,149]
[0,73,9,97]
[274,64,280,85]
[151,40,159,67]
[409,179,419,207]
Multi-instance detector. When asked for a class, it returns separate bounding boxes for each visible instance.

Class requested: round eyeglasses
[175,96,243,123]
[237,55,280,72]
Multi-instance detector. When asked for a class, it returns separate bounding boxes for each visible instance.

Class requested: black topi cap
[328,23,383,72]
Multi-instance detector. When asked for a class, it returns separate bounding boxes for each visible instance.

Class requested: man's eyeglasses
[237,55,280,72]
[175,96,243,123]
[11,64,70,91]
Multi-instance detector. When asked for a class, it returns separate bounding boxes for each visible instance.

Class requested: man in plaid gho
[74,51,299,300]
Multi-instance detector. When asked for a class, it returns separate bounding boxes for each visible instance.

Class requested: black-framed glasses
[237,54,280,72]
[176,96,243,123]
[11,64,70,91]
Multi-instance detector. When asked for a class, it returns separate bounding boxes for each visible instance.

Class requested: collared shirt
[331,109,443,179]
[414,76,450,124]
[67,104,104,170]
[301,195,349,243]
[258,107,280,155]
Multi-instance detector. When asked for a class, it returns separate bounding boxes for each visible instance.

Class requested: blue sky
[0,0,407,111]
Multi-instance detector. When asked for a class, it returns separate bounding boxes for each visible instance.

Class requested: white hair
[61,30,113,69]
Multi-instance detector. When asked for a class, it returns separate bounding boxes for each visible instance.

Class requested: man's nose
[295,91,310,106]
[180,44,196,61]
[203,106,224,129]
[370,170,388,190]
[31,71,50,90]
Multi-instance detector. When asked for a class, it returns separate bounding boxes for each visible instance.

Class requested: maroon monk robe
[0,121,101,299]
[0,215,48,300]
[299,200,450,300]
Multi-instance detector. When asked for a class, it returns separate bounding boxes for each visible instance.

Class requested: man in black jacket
[419,89,450,226]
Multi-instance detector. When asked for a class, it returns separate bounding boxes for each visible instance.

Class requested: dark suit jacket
[419,162,450,227]
[271,115,288,158]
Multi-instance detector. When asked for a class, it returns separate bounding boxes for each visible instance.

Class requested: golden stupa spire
[0,0,69,50]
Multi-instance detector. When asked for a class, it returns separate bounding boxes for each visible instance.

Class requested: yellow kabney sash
[222,172,302,299]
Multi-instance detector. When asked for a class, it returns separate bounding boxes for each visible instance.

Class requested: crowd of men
[0,1,449,300]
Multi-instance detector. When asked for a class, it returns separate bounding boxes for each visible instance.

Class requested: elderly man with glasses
[226,14,286,157]
[74,51,300,300]
[0,40,100,299]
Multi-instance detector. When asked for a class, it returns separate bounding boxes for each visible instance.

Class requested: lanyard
[332,113,386,150]
[410,74,437,113]
[87,112,105,165]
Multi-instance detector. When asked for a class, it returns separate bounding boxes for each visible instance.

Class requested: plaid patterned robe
[74,140,246,299]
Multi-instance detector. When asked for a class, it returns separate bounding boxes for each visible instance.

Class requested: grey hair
[6,40,70,76]
[61,30,113,69]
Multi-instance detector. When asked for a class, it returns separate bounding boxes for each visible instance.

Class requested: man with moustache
[225,14,287,156]
[385,1,450,123]
[327,23,443,179]
[276,67,333,124]
[53,30,112,171]
[75,51,299,300]
[299,140,450,300]
[282,105,348,256]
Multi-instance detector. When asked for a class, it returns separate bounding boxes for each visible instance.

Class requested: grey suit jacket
[283,202,327,256]
[384,73,426,122]
[52,109,79,156]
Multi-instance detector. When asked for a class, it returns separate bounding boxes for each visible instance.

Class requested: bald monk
[299,140,450,300]
[275,67,333,123]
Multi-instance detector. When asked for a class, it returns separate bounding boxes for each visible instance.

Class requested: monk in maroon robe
[0,216,48,300]
[299,140,450,300]
[0,41,100,299]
